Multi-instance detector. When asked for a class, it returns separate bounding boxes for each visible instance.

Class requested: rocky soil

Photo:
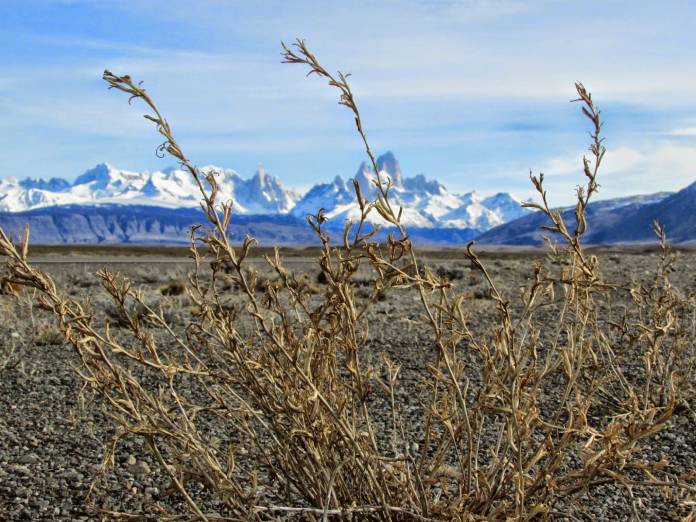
[1,248,695,521]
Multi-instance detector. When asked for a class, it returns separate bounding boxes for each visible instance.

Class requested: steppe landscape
[1,245,695,521]
[3,3,696,520]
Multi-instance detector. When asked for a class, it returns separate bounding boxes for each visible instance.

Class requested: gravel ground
[1,249,695,521]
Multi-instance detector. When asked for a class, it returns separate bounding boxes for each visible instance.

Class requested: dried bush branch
[0,40,694,521]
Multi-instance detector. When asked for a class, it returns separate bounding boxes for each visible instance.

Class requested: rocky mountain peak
[376,151,403,187]
[253,165,268,186]
[0,152,532,232]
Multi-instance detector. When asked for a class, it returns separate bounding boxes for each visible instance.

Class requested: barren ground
[1,246,695,521]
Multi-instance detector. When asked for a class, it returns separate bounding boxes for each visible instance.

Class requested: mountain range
[0,152,529,232]
[478,184,696,245]
[1,151,695,245]
[0,162,300,215]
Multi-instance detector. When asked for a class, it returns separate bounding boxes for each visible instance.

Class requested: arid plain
[1,245,695,521]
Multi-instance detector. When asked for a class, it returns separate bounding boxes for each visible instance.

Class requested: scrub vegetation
[1,40,696,520]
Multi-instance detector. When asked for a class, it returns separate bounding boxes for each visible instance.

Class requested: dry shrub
[1,275,20,296]
[161,280,187,296]
[1,39,695,521]
[435,265,465,282]
[34,322,65,346]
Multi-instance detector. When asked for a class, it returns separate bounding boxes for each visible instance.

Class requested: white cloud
[78,1,696,104]
[538,140,696,205]
[541,146,646,177]
[668,127,696,137]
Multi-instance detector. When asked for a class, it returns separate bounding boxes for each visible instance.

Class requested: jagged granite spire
[376,151,403,187]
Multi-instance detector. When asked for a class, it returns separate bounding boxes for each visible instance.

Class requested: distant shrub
[160,280,186,296]
[435,265,465,281]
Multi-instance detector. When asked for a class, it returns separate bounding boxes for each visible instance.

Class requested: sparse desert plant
[1,39,695,521]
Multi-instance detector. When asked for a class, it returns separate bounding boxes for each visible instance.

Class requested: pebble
[17,454,38,465]
[10,464,31,477]
[60,469,84,481]
[127,458,151,476]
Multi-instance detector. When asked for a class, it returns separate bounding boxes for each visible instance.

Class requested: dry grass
[1,39,696,520]
[1,275,20,296]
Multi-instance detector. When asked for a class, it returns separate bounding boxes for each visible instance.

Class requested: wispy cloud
[536,140,696,206]
[0,0,695,201]
[668,127,696,137]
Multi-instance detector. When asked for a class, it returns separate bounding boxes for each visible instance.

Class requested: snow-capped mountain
[0,177,77,212]
[290,152,530,229]
[438,192,528,229]
[3,152,694,246]
[0,152,530,232]
[0,163,300,215]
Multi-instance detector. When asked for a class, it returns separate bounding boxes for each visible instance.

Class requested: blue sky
[1,0,696,205]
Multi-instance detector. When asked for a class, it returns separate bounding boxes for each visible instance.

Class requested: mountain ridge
[0,152,530,231]
[0,204,480,246]
[4,152,692,246]
[476,190,690,245]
